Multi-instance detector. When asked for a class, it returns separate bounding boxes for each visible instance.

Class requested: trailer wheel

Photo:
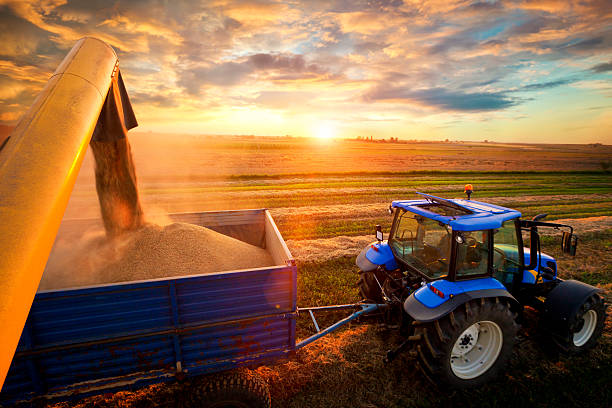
[413,297,518,388]
[551,293,606,354]
[357,270,384,303]
[188,369,270,408]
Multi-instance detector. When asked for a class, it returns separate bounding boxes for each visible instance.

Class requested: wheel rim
[450,321,503,380]
[573,309,597,347]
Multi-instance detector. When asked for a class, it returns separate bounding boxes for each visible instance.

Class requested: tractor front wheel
[551,293,606,354]
[413,297,518,388]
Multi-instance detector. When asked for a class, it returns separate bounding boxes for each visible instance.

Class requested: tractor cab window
[492,220,522,287]
[389,211,451,279]
[455,231,490,278]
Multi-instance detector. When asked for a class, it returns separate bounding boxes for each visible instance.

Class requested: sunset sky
[0,0,611,143]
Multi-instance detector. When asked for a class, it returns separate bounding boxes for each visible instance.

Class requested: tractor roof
[391,193,521,231]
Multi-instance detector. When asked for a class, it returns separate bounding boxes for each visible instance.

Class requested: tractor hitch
[384,334,421,364]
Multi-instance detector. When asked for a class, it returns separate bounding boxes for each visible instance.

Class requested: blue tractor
[356,189,606,388]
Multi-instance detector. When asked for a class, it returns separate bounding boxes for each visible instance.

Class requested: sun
[314,122,336,140]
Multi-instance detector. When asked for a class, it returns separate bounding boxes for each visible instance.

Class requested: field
[51,136,611,408]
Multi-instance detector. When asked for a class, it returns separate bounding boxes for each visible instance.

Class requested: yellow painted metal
[0,37,117,388]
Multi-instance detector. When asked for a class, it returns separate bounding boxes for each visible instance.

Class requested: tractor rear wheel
[413,297,518,388]
[550,293,606,354]
[357,270,384,303]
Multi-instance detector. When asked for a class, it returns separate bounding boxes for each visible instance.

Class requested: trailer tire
[357,270,383,303]
[413,297,518,388]
[548,293,606,354]
[188,369,270,408]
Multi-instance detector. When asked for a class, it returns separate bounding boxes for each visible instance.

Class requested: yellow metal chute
[0,37,118,387]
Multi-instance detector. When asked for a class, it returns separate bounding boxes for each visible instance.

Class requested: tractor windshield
[389,211,451,279]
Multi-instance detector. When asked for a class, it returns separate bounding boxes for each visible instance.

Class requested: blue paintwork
[522,248,556,283]
[392,195,521,231]
[365,241,399,270]
[295,303,386,349]
[414,278,506,308]
[0,210,298,405]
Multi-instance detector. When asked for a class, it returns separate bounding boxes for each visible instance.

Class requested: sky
[0,0,611,143]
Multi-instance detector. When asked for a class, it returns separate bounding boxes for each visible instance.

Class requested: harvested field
[39,222,274,290]
[286,216,612,263]
[67,136,612,186]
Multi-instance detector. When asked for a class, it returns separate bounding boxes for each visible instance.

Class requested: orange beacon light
[464,184,473,200]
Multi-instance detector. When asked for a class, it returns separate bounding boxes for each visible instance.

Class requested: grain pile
[39,222,274,290]
[42,122,277,291]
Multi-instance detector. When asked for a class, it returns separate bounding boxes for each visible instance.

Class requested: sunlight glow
[314,122,336,140]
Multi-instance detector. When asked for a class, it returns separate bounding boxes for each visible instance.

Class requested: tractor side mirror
[388,205,393,215]
[376,224,383,241]
[533,213,548,221]
[561,231,578,256]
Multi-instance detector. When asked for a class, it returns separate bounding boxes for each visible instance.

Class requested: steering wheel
[493,247,507,268]
[465,236,478,247]
[426,258,448,268]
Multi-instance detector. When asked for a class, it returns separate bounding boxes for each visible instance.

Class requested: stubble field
[50,135,611,408]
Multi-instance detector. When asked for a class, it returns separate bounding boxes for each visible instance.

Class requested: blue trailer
[0,209,380,407]
[0,209,383,407]
[1,209,299,406]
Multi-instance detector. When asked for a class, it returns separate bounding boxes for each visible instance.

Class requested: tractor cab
[387,192,524,287]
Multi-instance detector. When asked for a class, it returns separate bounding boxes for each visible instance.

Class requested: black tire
[413,297,518,388]
[187,369,270,408]
[549,293,606,354]
[357,270,384,303]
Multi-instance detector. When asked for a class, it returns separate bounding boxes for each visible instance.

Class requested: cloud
[254,90,314,109]
[591,61,612,73]
[508,16,566,36]
[520,78,576,90]
[130,91,179,108]
[363,86,517,112]
[178,52,338,94]
[0,0,610,138]
[0,5,54,57]
[563,36,606,51]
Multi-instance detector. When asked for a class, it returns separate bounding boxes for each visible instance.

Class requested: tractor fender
[356,241,398,272]
[541,279,602,333]
[404,278,520,322]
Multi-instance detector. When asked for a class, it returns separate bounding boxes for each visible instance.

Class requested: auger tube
[0,37,117,388]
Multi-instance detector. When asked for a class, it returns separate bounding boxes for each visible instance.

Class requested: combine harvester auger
[0,37,121,389]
